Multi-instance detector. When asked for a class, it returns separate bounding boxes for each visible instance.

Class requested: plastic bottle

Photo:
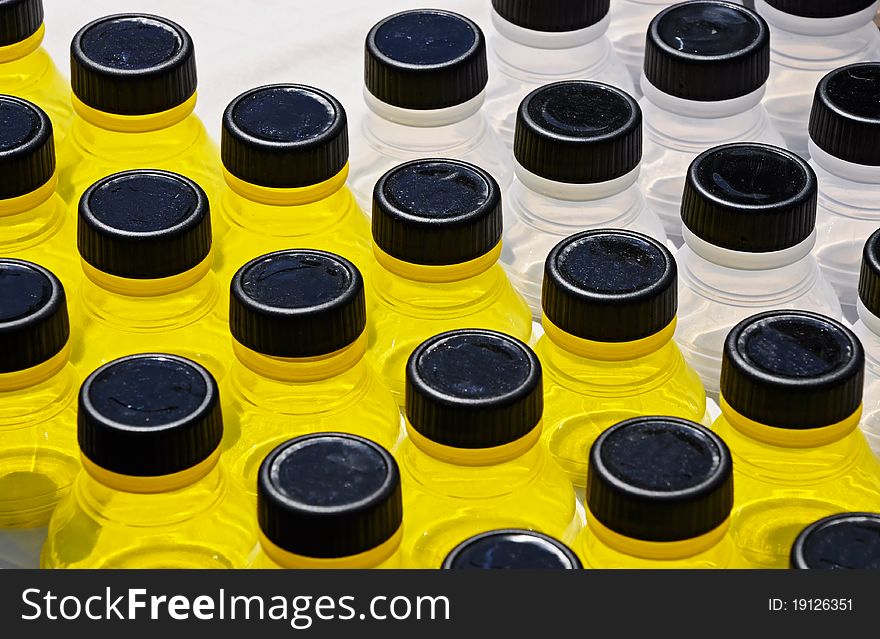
[42,354,255,568]
[349,9,509,213]
[638,1,784,246]
[713,310,880,568]
[675,143,841,398]
[0,95,78,291]
[808,63,880,323]
[366,158,531,404]
[442,529,580,569]
[851,229,880,457]
[756,0,880,159]
[70,170,229,382]
[790,513,880,569]
[608,0,679,96]
[57,14,222,213]
[485,0,634,150]
[222,249,403,498]
[214,84,371,283]
[248,433,403,569]
[398,329,584,568]
[0,260,78,568]
[537,230,707,489]
[578,416,743,568]
[0,0,72,141]
[500,80,666,315]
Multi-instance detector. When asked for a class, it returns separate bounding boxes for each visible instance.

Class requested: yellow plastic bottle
[248,433,404,569]
[0,0,72,142]
[0,260,78,568]
[442,529,581,569]
[214,84,371,285]
[0,95,78,291]
[57,14,222,215]
[537,229,707,489]
[398,329,583,568]
[579,416,742,568]
[790,513,880,570]
[714,310,880,568]
[367,159,533,404]
[69,170,229,382]
[41,353,255,568]
[222,249,403,498]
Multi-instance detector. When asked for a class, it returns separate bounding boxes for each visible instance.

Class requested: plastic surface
[851,313,880,457]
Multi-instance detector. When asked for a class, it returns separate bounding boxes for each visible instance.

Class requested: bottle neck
[0,341,71,392]
[491,10,609,49]
[81,253,214,297]
[405,418,542,466]
[259,527,402,569]
[0,172,57,217]
[542,313,675,361]
[682,226,816,271]
[223,163,350,206]
[363,87,485,133]
[232,333,366,383]
[641,77,766,119]
[81,446,221,494]
[809,139,880,184]
[514,162,639,202]
[0,23,44,63]
[72,92,197,133]
[373,242,501,283]
[755,0,878,36]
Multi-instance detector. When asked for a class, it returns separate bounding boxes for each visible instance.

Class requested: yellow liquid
[221,355,404,498]
[537,335,708,488]
[247,544,402,569]
[0,45,73,143]
[212,181,372,292]
[69,269,230,382]
[397,436,584,568]
[713,414,880,568]
[41,462,255,568]
[0,192,79,292]
[366,262,533,404]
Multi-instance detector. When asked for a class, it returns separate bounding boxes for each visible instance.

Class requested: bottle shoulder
[579,527,741,568]
[0,362,79,429]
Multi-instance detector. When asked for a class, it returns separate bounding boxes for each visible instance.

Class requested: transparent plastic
[675,235,841,398]
[852,303,880,458]
[348,91,511,215]
[713,413,880,568]
[365,260,533,404]
[757,0,880,159]
[536,332,708,489]
[0,360,78,568]
[247,545,402,569]
[397,436,584,568]
[810,143,880,323]
[69,268,230,382]
[500,167,667,316]
[639,82,785,245]
[41,461,255,568]
[221,355,404,499]
[485,12,634,150]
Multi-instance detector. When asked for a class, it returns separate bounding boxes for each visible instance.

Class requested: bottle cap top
[0,0,43,47]
[587,416,733,542]
[492,0,609,32]
[514,81,641,184]
[258,433,403,559]
[644,1,770,102]
[230,250,366,358]
[0,95,54,199]
[365,9,487,110]
[442,529,581,569]
[0,259,68,374]
[763,0,876,18]
[222,84,349,189]
[78,170,211,280]
[791,513,880,569]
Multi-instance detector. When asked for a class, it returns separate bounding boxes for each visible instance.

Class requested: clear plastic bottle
[538,230,707,490]
[608,0,679,96]
[852,229,880,457]
[0,0,72,142]
[790,513,880,569]
[442,529,581,569]
[349,9,510,213]
[69,170,229,382]
[485,0,634,150]
[808,63,880,323]
[222,250,403,498]
[0,95,78,292]
[366,158,532,405]
[0,260,78,568]
[675,143,841,398]
[214,84,371,284]
[578,416,744,568]
[248,434,404,569]
[42,354,255,568]
[713,311,880,568]
[755,0,880,159]
[398,329,584,568]
[57,14,222,215]
[638,1,785,246]
[500,80,666,316]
